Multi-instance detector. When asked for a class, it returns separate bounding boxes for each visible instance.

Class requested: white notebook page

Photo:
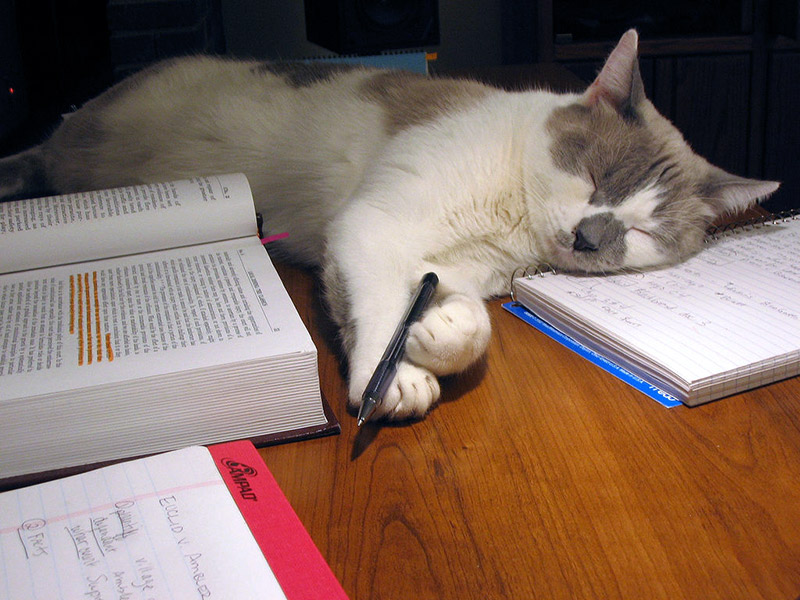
[0,446,287,599]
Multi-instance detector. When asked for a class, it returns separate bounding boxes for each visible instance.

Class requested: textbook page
[0,446,288,600]
[0,173,256,274]
[0,236,314,401]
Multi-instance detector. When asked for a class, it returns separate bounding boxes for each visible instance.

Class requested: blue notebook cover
[502,301,682,408]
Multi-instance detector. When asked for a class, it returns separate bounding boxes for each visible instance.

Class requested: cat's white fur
[0,30,779,420]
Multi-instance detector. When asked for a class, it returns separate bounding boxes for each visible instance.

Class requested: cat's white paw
[405,294,490,375]
[349,361,440,421]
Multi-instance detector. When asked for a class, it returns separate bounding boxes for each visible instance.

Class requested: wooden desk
[266,262,800,600]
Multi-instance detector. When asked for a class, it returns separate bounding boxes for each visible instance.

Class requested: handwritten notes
[0,446,287,600]
[514,219,800,404]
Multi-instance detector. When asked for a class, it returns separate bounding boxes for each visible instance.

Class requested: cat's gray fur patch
[361,71,492,135]
[252,61,362,88]
[546,102,669,207]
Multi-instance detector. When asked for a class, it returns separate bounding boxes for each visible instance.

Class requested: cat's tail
[0,146,51,201]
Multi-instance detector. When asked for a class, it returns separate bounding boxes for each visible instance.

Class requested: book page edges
[0,392,339,492]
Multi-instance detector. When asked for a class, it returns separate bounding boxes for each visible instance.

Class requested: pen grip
[364,359,397,402]
[381,272,439,365]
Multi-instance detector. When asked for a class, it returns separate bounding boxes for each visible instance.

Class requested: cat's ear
[582,29,645,117]
[704,166,780,216]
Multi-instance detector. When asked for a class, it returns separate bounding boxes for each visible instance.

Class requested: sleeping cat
[0,30,778,421]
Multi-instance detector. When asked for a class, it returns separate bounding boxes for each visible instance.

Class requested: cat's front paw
[405,294,490,375]
[348,361,440,421]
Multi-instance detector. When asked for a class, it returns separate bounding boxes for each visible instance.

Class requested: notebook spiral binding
[510,208,800,302]
[705,208,800,241]
[509,263,556,303]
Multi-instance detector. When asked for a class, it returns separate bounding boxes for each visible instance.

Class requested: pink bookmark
[260,232,290,244]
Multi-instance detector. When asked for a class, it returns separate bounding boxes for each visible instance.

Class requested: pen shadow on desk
[350,357,488,460]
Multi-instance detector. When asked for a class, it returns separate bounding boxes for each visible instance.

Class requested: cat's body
[0,30,778,420]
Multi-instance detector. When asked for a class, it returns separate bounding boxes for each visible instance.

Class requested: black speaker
[304,0,439,55]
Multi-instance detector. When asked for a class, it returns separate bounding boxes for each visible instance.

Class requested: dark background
[1,0,798,212]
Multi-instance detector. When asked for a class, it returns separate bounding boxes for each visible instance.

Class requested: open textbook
[0,441,349,599]
[509,214,800,406]
[0,174,338,486]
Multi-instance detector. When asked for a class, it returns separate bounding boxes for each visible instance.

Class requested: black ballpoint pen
[356,272,439,426]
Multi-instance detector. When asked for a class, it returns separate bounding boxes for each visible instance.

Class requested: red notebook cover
[208,440,349,600]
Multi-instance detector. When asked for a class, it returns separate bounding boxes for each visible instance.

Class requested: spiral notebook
[506,212,800,406]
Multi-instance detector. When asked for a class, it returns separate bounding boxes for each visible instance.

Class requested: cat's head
[536,29,779,274]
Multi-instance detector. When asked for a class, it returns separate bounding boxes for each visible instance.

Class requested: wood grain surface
[265,261,800,600]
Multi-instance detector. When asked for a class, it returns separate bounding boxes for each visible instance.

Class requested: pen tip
[357,395,377,427]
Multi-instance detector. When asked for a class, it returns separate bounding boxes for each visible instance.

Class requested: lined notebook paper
[511,216,800,405]
[0,442,349,599]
